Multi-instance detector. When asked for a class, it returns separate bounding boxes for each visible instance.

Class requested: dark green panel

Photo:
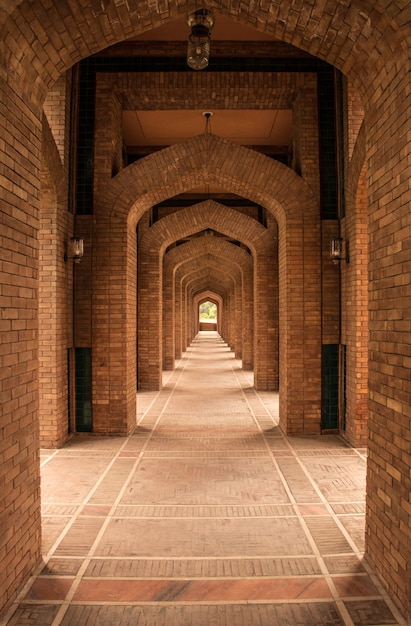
[75,347,92,432]
[322,344,339,430]
[67,349,71,434]
[342,344,347,431]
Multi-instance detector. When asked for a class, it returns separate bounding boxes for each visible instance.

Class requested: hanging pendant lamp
[187,9,214,70]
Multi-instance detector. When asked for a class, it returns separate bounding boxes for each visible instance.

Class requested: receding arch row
[138,197,277,390]
[177,257,243,362]
[92,135,321,436]
[137,198,265,389]
[163,234,254,372]
[166,254,239,364]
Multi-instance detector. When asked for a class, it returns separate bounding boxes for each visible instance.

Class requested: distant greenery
[199,301,217,320]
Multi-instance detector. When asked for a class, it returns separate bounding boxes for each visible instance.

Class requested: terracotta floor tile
[332,575,380,598]
[80,505,112,516]
[3,333,407,626]
[298,503,329,515]
[344,599,399,624]
[25,578,73,601]
[73,577,333,602]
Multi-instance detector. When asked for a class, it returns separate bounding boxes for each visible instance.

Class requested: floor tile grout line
[5,334,406,624]
[42,438,134,561]
[273,427,407,623]
[37,572,374,581]
[33,597,384,607]
[40,448,60,469]
[233,359,407,626]
[136,385,167,427]
[231,363,358,626]
[2,418,143,624]
[49,346,193,626]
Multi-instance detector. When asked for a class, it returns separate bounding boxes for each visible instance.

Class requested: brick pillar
[137,244,163,390]
[38,173,71,446]
[241,263,254,370]
[163,258,175,370]
[0,77,42,615]
[278,204,322,435]
[365,65,411,619]
[92,216,137,432]
[174,275,183,359]
[342,152,369,446]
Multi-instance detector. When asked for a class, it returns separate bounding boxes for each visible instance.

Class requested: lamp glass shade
[330,238,343,260]
[71,237,84,258]
[187,34,210,70]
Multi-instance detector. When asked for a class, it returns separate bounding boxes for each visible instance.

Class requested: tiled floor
[2,332,407,625]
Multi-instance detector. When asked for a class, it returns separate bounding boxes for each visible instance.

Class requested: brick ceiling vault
[1,1,408,102]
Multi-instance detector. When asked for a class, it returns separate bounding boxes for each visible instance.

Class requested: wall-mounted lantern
[330,238,343,263]
[65,237,84,264]
[330,238,349,264]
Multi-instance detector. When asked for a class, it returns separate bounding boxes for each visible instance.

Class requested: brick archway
[2,2,407,102]
[93,136,320,436]
[184,268,235,347]
[163,237,252,369]
[136,200,270,390]
[134,198,266,393]
[177,257,241,357]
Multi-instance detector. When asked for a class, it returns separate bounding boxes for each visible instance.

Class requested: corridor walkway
[3,333,406,625]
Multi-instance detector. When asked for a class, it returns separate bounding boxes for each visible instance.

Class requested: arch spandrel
[97,134,317,231]
[175,256,242,288]
[164,237,251,275]
[139,200,266,257]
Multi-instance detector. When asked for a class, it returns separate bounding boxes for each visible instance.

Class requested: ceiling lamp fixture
[187,9,214,71]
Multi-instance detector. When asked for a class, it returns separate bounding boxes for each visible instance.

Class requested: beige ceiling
[121,14,293,152]
[123,109,293,147]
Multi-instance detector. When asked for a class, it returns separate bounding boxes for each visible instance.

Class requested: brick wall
[0,74,43,618]
[364,53,411,616]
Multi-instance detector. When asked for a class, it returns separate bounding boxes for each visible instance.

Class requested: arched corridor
[1,1,410,619]
[4,333,405,625]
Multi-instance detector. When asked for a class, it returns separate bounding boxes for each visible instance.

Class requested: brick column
[365,64,411,619]
[39,114,72,447]
[0,77,42,616]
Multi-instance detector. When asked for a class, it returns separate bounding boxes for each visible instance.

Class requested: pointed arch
[92,136,320,435]
[163,236,252,368]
